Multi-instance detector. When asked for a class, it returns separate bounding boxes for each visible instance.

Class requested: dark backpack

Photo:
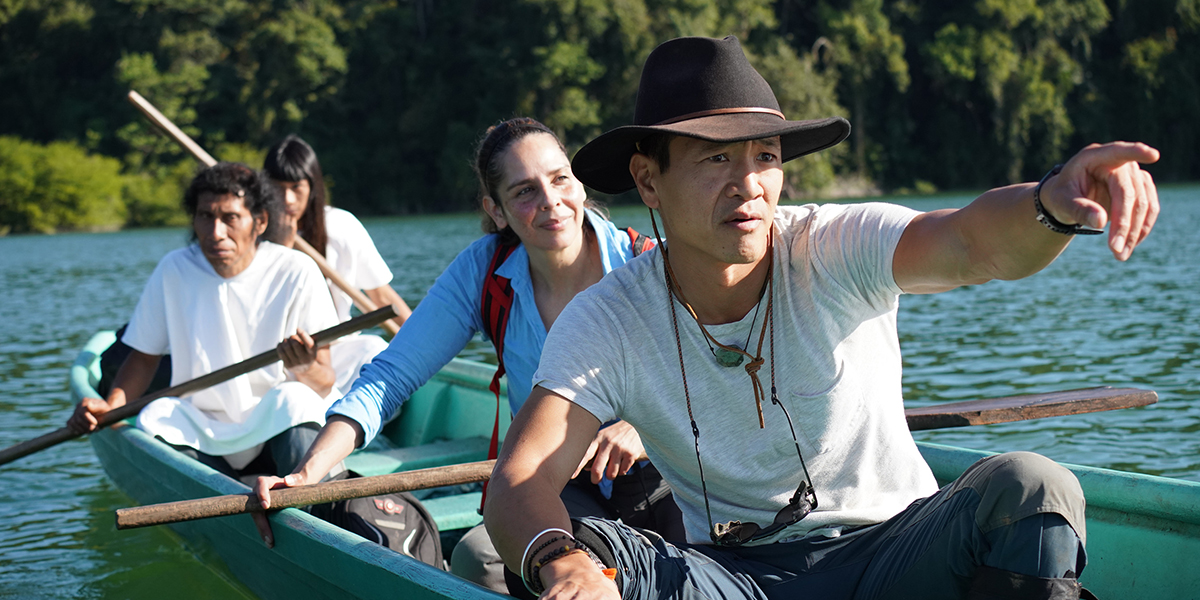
[310,473,446,569]
[477,227,654,507]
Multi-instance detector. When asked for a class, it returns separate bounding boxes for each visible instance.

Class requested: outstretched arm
[485,386,619,599]
[894,142,1160,294]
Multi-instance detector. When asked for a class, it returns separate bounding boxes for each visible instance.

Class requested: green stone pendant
[713,347,744,368]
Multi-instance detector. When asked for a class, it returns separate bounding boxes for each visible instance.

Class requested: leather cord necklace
[648,209,818,542]
[650,213,773,427]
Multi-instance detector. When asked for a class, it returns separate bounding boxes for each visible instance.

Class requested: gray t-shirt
[534,203,939,544]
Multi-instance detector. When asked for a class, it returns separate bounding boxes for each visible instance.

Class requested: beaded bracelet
[520,527,571,586]
[529,547,589,594]
[522,536,570,590]
[526,542,619,595]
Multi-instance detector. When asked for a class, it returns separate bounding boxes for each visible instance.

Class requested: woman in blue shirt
[255,117,682,590]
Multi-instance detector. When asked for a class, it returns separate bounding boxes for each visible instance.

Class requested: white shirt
[125,242,339,465]
[323,207,393,322]
[535,204,939,544]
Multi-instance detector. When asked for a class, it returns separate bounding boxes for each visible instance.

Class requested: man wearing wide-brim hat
[485,35,1159,600]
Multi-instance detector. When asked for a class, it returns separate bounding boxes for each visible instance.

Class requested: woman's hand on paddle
[1039,141,1160,261]
[252,472,309,548]
[277,328,318,373]
[573,420,647,484]
[252,416,360,549]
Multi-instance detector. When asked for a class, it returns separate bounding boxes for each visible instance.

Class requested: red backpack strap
[479,241,519,511]
[624,227,655,256]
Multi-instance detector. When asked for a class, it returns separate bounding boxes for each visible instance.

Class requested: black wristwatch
[1034,164,1104,235]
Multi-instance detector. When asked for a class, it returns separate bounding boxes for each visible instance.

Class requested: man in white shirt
[69,162,340,479]
[484,37,1160,600]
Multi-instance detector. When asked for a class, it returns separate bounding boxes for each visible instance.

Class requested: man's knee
[961,452,1085,542]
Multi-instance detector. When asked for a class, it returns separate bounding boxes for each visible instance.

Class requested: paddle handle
[0,306,397,468]
[116,460,495,529]
[292,236,399,337]
[125,91,399,337]
[127,90,218,167]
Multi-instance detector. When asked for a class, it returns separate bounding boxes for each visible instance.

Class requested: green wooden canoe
[71,331,1200,599]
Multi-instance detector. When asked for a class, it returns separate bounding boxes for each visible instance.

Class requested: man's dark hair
[183,162,284,243]
[636,132,674,173]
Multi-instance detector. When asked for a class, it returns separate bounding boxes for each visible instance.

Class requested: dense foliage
[0,0,1195,232]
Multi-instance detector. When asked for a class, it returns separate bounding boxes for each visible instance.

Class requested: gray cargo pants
[573,452,1088,600]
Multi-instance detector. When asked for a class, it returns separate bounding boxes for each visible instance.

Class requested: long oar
[0,306,397,468]
[114,385,1155,529]
[125,90,399,337]
[903,386,1156,430]
[116,460,495,529]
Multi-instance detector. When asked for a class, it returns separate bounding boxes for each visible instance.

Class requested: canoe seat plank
[424,492,484,531]
[345,436,490,478]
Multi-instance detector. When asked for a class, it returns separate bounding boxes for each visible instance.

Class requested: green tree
[917,0,1110,184]
[1072,0,1200,182]
[0,136,127,234]
[817,0,909,179]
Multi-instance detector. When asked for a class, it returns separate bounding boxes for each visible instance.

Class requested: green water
[1,192,1197,598]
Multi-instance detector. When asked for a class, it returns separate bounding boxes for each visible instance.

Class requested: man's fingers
[253,512,274,548]
[1123,168,1151,254]
[607,453,628,481]
[1138,169,1160,243]
[1105,164,1138,256]
[574,441,599,480]
[589,448,610,484]
[296,328,314,349]
[1077,141,1160,168]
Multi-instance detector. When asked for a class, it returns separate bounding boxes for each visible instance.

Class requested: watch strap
[1034,164,1104,235]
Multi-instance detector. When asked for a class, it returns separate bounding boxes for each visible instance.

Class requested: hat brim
[572,114,850,195]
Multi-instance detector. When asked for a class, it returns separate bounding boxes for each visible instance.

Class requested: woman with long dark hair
[263,135,412,392]
[256,118,683,592]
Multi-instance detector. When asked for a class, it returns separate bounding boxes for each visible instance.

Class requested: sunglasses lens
[774,482,815,526]
[712,520,761,546]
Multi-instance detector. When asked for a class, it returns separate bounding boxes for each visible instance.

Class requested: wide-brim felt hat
[572,36,850,195]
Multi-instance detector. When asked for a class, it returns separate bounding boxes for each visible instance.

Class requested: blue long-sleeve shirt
[328,211,643,447]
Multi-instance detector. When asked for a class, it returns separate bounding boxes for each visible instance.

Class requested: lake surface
[1,188,1197,597]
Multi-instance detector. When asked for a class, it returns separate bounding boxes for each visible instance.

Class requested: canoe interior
[73,331,1200,599]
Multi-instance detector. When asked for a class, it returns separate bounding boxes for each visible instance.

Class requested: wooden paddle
[0,306,397,468]
[125,90,400,337]
[113,385,1156,529]
[904,386,1157,430]
[116,460,495,530]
